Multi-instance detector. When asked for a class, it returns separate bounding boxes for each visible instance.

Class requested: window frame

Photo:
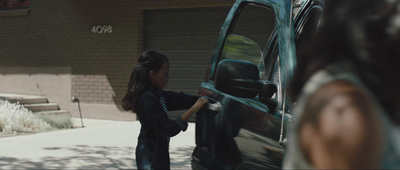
[213,2,278,80]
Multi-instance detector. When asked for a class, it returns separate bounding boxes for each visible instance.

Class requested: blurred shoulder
[139,90,158,102]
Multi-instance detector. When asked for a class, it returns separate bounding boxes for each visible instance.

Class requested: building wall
[0,0,234,120]
[1,0,141,101]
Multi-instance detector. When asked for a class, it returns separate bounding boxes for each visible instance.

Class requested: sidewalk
[0,118,196,169]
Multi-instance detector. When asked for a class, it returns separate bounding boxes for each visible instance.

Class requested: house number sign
[92,25,112,34]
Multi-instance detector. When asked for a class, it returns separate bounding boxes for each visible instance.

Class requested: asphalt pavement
[0,118,196,169]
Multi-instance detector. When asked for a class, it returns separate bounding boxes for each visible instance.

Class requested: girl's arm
[164,91,198,111]
[180,97,209,122]
[139,91,186,137]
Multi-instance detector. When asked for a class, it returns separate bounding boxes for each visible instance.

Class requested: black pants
[136,138,170,170]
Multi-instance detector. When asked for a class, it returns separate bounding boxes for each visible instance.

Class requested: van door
[192,0,295,169]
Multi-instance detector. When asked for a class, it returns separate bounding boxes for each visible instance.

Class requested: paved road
[0,118,196,169]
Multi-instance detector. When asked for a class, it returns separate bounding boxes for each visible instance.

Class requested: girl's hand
[181,97,209,122]
[191,97,209,113]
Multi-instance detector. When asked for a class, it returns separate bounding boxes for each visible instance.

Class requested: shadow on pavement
[0,145,195,169]
[170,145,195,169]
[0,145,135,169]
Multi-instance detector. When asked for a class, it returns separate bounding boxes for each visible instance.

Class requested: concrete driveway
[0,118,196,169]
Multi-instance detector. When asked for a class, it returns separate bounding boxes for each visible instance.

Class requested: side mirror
[214,59,276,98]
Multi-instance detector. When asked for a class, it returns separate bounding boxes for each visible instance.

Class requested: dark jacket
[135,89,198,170]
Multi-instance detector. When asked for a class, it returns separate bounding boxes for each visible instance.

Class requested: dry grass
[0,100,71,137]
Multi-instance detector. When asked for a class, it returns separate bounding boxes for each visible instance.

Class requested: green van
[192,0,324,169]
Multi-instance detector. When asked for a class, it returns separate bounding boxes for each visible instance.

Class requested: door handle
[201,97,221,115]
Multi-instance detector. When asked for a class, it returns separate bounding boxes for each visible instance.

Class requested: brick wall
[0,0,142,106]
[72,75,115,104]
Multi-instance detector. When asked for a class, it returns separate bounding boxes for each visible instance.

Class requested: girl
[122,50,208,169]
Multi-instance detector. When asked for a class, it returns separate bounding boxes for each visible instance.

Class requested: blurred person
[283,0,400,169]
[121,50,208,170]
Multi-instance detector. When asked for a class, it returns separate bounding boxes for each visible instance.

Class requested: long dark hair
[121,50,169,112]
[290,0,400,123]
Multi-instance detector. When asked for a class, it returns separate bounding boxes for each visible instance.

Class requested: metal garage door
[144,7,231,96]
[144,6,275,120]
[144,7,231,120]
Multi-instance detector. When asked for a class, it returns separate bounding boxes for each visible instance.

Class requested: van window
[219,3,276,79]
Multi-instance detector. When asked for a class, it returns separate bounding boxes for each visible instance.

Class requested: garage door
[144,7,231,96]
[144,6,276,120]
